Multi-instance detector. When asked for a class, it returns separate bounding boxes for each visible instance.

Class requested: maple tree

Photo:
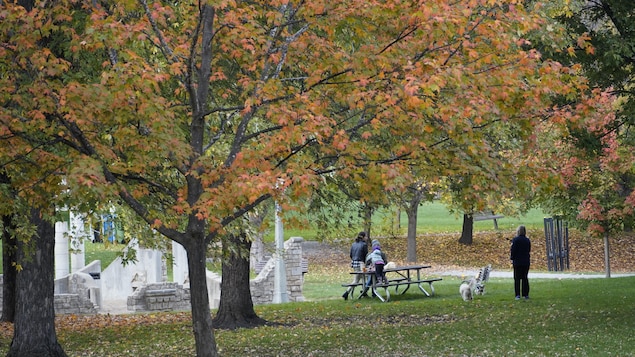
[370,1,596,249]
[0,0,76,354]
[0,1,607,356]
[530,1,635,275]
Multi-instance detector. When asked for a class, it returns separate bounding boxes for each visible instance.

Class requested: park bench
[473,210,504,229]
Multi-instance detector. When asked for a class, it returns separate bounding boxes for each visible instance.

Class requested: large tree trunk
[185,237,218,357]
[214,232,266,329]
[458,213,474,245]
[362,204,373,239]
[7,208,66,357]
[1,171,17,322]
[406,203,419,262]
[2,214,17,322]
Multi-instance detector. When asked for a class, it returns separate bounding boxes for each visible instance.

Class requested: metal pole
[604,231,611,278]
[272,200,288,303]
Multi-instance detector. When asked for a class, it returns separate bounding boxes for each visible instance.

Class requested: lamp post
[272,199,289,303]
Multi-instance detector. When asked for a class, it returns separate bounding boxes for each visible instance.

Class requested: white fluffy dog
[459,277,476,301]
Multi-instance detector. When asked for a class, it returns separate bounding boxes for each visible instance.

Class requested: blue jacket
[510,235,531,266]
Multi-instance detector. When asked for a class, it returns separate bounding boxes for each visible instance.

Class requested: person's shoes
[524,296,529,300]
[515,296,521,300]
[342,291,349,300]
[360,292,369,298]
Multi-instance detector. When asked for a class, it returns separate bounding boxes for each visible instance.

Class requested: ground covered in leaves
[315,228,635,273]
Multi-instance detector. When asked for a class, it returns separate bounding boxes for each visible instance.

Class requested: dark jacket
[510,235,531,266]
[350,240,368,261]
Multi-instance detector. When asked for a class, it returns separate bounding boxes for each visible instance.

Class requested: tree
[1,1,596,356]
[391,179,437,262]
[533,1,635,276]
[1,212,17,323]
[213,231,265,329]
[535,90,625,277]
[6,209,67,357]
[1,171,17,323]
[0,0,74,354]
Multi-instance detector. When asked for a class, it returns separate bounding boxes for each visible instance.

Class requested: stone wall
[127,282,190,312]
[54,293,98,315]
[250,236,305,305]
[1,275,98,315]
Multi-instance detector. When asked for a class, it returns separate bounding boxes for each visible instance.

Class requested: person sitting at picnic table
[358,239,388,297]
[342,231,369,300]
[366,242,387,285]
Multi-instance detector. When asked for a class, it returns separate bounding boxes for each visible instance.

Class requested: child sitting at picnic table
[366,242,387,285]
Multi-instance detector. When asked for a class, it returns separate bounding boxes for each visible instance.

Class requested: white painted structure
[54,221,69,279]
[100,239,164,302]
[49,210,299,314]
[70,211,86,273]
[172,241,189,285]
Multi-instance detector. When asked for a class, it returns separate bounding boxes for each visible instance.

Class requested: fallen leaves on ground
[310,229,635,274]
[0,312,192,340]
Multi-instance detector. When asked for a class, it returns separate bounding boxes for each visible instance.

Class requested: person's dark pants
[513,265,530,297]
[375,264,385,283]
[362,264,386,296]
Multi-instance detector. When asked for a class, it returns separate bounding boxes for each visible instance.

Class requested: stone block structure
[127,282,190,312]
[54,293,98,314]
[1,275,98,315]
[250,236,305,304]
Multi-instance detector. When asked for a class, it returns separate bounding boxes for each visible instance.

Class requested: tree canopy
[0,0,606,355]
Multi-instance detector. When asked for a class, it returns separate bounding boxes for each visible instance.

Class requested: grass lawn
[1,273,632,356]
[5,203,629,356]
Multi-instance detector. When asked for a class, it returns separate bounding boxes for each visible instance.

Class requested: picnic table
[341,264,442,302]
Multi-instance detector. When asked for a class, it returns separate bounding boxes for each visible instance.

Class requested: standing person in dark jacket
[342,232,369,300]
[510,225,531,300]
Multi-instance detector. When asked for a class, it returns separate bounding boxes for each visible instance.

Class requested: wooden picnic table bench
[473,210,504,229]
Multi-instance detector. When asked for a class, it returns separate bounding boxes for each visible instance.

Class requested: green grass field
[273,201,548,241]
[2,275,631,356]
